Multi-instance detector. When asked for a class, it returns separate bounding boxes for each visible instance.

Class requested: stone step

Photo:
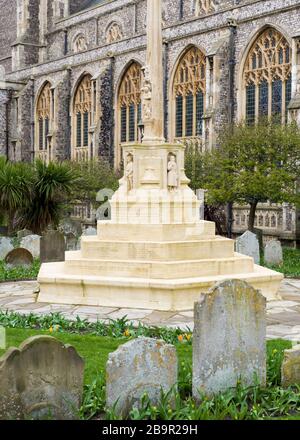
[38,263,283,311]
[80,236,234,261]
[97,220,216,241]
[64,254,254,279]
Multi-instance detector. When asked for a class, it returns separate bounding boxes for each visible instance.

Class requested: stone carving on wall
[73,34,88,53]
[195,0,217,16]
[106,22,122,44]
[167,154,178,191]
[141,66,152,122]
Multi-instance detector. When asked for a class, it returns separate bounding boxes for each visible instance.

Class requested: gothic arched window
[173,47,206,139]
[73,74,92,161]
[118,62,142,144]
[243,28,292,124]
[36,82,52,157]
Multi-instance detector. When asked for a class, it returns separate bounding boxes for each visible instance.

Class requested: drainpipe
[226,18,237,238]
[163,40,169,140]
[66,67,72,160]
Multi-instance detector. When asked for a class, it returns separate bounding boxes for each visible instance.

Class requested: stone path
[0,279,300,341]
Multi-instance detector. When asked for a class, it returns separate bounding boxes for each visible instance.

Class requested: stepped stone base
[38,221,283,311]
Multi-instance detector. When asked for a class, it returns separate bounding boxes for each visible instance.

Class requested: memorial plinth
[37,0,283,310]
[38,142,283,310]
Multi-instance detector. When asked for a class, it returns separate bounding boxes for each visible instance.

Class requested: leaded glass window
[176,95,183,138]
[246,84,255,124]
[173,47,206,139]
[259,81,269,117]
[272,79,282,117]
[119,62,141,144]
[243,28,291,123]
[36,82,52,152]
[196,92,204,136]
[73,74,92,159]
[121,106,127,143]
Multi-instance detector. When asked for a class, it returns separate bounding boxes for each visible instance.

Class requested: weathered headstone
[281,344,300,388]
[17,229,33,239]
[0,237,14,260]
[235,230,260,264]
[5,248,33,268]
[20,235,41,259]
[0,336,84,420]
[65,232,78,251]
[196,189,206,220]
[59,218,82,237]
[106,337,178,417]
[40,231,66,263]
[193,279,266,398]
[264,240,283,266]
[82,227,97,236]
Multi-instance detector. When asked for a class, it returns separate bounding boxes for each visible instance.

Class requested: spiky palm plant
[18,160,78,235]
[0,157,33,235]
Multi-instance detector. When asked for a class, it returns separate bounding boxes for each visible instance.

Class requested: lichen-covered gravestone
[17,229,33,240]
[0,336,84,420]
[106,337,177,417]
[235,230,260,264]
[20,235,41,259]
[264,240,283,266]
[281,345,300,388]
[0,237,14,260]
[40,231,66,263]
[193,279,266,398]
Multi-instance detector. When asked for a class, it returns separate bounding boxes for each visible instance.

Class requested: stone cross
[142,0,165,144]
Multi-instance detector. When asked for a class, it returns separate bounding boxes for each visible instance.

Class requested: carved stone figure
[106,23,122,44]
[167,155,178,191]
[141,66,152,121]
[125,154,134,192]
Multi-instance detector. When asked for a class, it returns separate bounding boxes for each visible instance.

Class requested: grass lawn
[0,328,192,385]
[0,259,40,282]
[0,327,300,420]
[264,247,300,278]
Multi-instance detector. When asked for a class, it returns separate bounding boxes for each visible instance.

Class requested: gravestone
[0,237,14,260]
[264,240,283,266]
[40,231,66,263]
[20,235,41,259]
[5,248,33,268]
[281,345,300,388]
[235,230,260,264]
[0,336,84,420]
[196,189,206,220]
[82,227,97,236]
[193,279,266,398]
[59,218,82,237]
[106,337,177,417]
[65,232,78,251]
[17,229,33,240]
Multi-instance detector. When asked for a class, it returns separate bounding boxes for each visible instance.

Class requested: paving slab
[0,279,299,340]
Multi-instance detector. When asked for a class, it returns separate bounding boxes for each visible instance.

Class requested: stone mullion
[268,79,272,118]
